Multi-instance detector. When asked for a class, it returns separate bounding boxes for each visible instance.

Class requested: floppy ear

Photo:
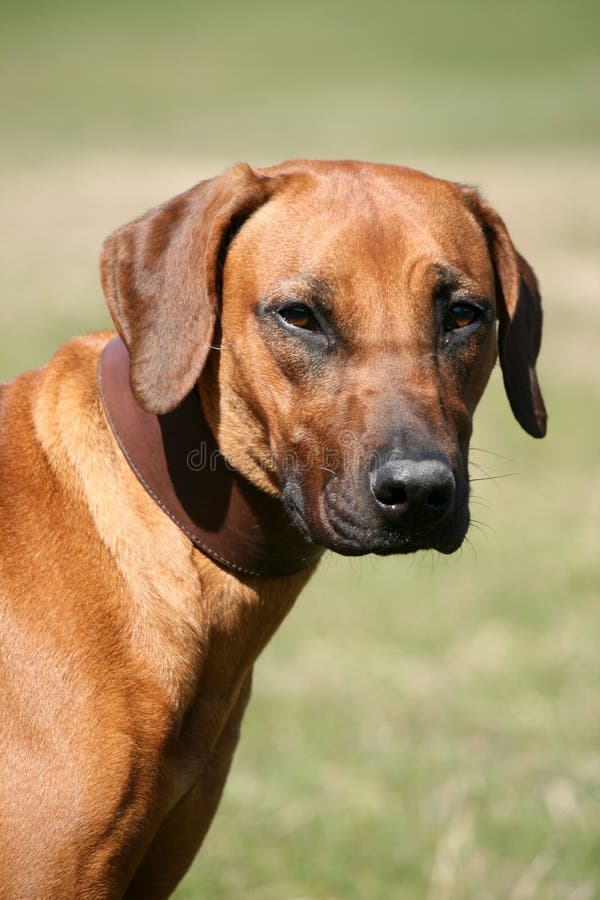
[460,186,547,438]
[100,164,278,414]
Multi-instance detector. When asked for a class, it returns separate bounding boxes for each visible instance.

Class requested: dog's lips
[282,492,322,545]
[325,521,468,557]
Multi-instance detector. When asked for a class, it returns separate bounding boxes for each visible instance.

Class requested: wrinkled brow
[430,263,489,301]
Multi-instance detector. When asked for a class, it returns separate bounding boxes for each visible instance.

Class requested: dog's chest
[160,673,253,819]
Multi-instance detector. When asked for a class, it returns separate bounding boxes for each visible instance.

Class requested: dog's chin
[283,497,468,558]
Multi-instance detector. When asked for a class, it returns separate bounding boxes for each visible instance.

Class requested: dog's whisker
[462,534,477,560]
[469,473,518,482]
[469,497,492,510]
[470,517,495,537]
[470,446,515,463]
[469,460,494,478]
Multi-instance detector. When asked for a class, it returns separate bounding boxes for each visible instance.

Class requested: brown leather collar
[97,337,324,577]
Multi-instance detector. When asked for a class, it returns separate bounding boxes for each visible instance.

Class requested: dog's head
[101,160,546,557]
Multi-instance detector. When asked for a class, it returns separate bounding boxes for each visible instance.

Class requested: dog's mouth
[302,515,469,557]
[322,517,468,557]
[281,479,470,558]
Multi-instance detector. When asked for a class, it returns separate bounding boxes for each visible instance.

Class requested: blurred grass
[1,0,599,165]
[1,1,600,898]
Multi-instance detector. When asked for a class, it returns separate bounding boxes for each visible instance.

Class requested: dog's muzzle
[282,450,469,557]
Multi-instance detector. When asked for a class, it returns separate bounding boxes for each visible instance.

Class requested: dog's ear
[459,186,547,438]
[100,164,278,414]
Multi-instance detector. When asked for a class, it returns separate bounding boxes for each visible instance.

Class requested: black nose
[370,457,455,525]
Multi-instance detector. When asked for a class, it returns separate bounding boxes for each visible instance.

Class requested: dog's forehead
[228,163,494,307]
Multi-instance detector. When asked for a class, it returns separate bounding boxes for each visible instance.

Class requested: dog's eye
[445,302,481,331]
[277,304,321,333]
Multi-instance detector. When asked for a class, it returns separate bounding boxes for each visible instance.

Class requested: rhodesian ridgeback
[0,160,546,897]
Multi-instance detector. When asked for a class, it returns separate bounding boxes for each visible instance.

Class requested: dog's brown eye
[446,303,481,330]
[278,305,321,332]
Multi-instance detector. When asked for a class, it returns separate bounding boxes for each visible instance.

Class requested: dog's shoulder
[0,331,115,433]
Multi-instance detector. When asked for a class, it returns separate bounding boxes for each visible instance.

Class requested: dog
[0,160,546,898]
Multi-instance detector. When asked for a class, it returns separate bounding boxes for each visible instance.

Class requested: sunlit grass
[1,0,599,166]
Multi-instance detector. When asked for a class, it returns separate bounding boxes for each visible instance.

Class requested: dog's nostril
[376,483,408,506]
[427,487,451,510]
[371,457,455,522]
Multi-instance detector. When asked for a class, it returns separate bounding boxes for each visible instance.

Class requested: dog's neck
[97,337,324,577]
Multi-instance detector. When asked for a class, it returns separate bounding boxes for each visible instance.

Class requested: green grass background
[1,1,599,897]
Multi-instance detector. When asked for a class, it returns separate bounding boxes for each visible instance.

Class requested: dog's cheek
[466,327,498,413]
[440,325,497,420]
